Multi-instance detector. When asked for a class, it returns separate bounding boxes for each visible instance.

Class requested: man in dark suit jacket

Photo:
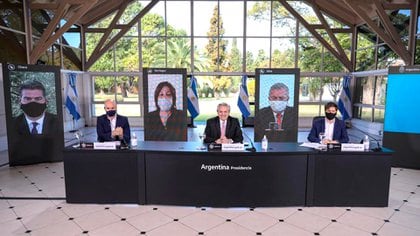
[204,102,243,144]
[97,99,131,144]
[307,102,349,143]
[13,112,59,135]
[254,82,298,142]
[9,80,62,166]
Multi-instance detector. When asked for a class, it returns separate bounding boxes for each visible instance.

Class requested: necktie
[276,113,282,129]
[31,122,38,134]
[221,121,226,137]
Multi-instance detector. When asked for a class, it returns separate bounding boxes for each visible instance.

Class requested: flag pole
[69,118,77,133]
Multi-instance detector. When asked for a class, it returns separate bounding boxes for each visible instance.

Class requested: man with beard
[10,80,61,165]
[254,82,298,142]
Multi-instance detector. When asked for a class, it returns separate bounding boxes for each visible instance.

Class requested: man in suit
[204,102,243,144]
[14,80,59,135]
[10,80,61,165]
[96,99,131,145]
[307,102,349,144]
[254,82,298,142]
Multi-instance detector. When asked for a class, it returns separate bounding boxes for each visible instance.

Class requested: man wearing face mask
[307,102,349,144]
[254,82,298,142]
[13,80,59,135]
[144,81,187,141]
[10,80,61,165]
[96,99,131,144]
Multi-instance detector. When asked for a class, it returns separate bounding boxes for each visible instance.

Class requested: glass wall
[353,75,387,123]
[86,0,351,122]
[1,0,413,126]
[92,75,141,117]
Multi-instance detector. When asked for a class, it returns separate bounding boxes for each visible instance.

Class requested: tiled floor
[0,127,419,235]
[1,164,420,236]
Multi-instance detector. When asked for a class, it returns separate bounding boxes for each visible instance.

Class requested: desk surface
[64,141,392,207]
[68,141,393,155]
[135,141,312,153]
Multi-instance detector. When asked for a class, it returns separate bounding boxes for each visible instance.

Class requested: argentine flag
[338,75,352,120]
[237,75,251,118]
[187,76,200,119]
[65,73,81,121]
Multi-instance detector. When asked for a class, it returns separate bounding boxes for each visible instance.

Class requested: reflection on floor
[0,127,419,235]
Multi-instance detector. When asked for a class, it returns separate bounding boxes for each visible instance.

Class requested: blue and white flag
[338,75,352,120]
[237,75,251,118]
[65,73,81,121]
[187,76,200,119]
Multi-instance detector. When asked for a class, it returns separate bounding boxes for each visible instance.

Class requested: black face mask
[106,110,116,117]
[21,102,46,117]
[325,112,336,120]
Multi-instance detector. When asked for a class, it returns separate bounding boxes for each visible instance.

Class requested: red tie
[276,113,282,129]
[221,121,226,137]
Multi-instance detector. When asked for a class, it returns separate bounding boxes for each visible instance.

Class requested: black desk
[63,142,392,207]
[63,149,145,204]
[140,142,308,207]
[306,150,392,207]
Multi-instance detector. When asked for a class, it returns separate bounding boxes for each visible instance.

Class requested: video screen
[254,68,300,142]
[2,63,64,166]
[385,67,420,134]
[143,68,187,141]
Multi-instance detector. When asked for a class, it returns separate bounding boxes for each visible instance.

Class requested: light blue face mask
[269,100,287,113]
[158,97,172,111]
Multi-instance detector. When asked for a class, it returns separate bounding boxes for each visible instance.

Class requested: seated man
[204,102,243,144]
[97,99,131,144]
[308,102,349,144]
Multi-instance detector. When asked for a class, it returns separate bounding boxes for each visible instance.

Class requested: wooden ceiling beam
[30,1,68,63]
[382,2,415,10]
[311,0,357,26]
[33,9,82,69]
[0,18,26,55]
[86,0,159,69]
[373,0,408,45]
[88,1,130,63]
[373,0,412,62]
[331,28,352,33]
[80,0,133,27]
[312,4,349,63]
[279,0,352,71]
[30,0,98,64]
[343,0,411,63]
[30,3,59,10]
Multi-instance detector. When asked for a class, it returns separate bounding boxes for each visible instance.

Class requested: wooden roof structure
[15,0,419,70]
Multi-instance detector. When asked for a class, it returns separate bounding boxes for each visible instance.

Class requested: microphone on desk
[352,125,382,152]
[243,131,256,152]
[116,135,129,149]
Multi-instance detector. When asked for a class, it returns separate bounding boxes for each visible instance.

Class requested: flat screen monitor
[143,68,187,141]
[2,63,64,166]
[254,68,300,142]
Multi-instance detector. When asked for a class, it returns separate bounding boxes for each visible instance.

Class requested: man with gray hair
[254,82,298,142]
[204,102,243,144]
